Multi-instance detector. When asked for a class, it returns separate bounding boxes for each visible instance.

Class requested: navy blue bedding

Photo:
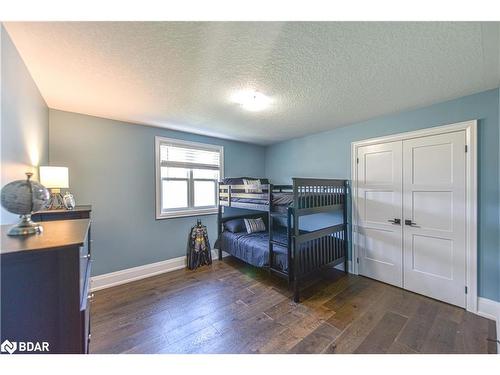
[219,227,289,271]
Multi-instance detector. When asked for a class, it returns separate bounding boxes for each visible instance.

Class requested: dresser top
[1,219,90,255]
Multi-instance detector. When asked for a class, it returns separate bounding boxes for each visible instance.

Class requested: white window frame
[155,136,224,219]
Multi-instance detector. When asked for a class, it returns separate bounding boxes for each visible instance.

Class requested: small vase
[63,192,76,210]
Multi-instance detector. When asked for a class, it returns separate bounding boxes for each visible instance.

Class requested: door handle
[387,218,401,225]
[405,219,419,227]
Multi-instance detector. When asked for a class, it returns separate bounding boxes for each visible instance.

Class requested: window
[155,136,223,219]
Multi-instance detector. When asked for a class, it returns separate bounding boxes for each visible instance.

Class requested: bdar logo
[1,340,49,354]
[1,340,17,354]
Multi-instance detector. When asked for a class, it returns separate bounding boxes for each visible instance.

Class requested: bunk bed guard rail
[219,183,271,212]
[292,178,346,214]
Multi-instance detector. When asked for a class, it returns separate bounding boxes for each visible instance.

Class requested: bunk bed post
[268,183,274,275]
[343,180,349,273]
[292,179,300,303]
[217,201,223,261]
[292,211,300,303]
[287,206,293,286]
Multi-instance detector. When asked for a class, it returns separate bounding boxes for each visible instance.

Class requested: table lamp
[39,166,69,209]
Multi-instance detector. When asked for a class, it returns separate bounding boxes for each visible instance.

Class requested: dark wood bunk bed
[216,177,348,302]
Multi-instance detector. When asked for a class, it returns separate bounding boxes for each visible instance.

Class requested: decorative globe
[1,173,49,215]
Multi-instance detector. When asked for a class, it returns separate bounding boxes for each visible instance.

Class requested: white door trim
[351,120,478,313]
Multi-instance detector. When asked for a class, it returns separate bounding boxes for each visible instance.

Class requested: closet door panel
[402,131,466,307]
[357,141,403,287]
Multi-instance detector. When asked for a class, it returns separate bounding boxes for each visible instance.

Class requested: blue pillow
[224,219,245,233]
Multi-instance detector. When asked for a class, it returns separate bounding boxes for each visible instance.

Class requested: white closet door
[402,131,467,307]
[357,141,403,287]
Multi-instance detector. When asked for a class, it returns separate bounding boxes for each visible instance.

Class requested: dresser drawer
[80,229,90,257]
[81,300,91,354]
[79,235,91,295]
[80,256,92,306]
[80,257,88,298]
[80,262,92,354]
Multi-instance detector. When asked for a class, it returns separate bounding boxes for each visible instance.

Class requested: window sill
[156,208,218,220]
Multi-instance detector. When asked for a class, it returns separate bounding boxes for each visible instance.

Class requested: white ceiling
[4,22,500,145]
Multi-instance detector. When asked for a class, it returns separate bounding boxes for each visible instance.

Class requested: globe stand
[7,214,43,236]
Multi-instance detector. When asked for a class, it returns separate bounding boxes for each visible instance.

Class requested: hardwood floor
[90,258,497,354]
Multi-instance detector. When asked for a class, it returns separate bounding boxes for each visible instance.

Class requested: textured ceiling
[4,22,500,145]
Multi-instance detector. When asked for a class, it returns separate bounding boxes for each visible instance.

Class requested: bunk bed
[216,177,348,302]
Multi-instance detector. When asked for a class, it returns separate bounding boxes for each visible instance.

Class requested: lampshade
[39,166,69,189]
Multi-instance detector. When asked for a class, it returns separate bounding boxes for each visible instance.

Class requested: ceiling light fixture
[230,90,272,112]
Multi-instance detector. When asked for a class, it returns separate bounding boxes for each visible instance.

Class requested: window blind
[160,144,221,170]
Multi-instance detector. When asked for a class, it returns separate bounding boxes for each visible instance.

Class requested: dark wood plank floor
[90,258,497,354]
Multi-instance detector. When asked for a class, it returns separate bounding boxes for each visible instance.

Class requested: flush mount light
[229,90,272,112]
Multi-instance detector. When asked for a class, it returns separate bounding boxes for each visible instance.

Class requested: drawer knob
[87,293,95,302]
[81,254,91,259]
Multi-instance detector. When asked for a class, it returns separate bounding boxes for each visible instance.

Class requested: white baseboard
[477,297,500,353]
[477,297,500,321]
[91,249,227,292]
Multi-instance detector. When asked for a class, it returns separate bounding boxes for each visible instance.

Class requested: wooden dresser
[1,218,92,354]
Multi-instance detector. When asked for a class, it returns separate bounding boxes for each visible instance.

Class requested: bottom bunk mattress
[218,228,289,271]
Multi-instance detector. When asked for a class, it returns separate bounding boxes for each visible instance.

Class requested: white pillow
[244,218,266,234]
[243,178,262,193]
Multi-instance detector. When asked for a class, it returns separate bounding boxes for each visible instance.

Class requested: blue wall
[265,89,500,302]
[1,25,49,224]
[49,110,266,276]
